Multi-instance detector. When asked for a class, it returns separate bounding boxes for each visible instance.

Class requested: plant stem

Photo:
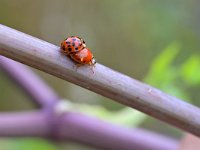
[0,56,59,107]
[0,111,48,136]
[0,24,200,137]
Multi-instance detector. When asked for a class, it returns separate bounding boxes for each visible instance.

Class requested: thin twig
[57,112,178,150]
[0,111,48,136]
[0,56,59,107]
[0,24,200,136]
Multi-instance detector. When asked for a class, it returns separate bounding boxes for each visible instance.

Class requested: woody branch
[0,24,200,137]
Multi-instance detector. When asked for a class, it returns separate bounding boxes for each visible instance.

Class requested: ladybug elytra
[61,36,86,55]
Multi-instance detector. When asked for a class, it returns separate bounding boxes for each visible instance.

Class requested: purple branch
[0,56,59,107]
[0,111,178,150]
[49,112,178,150]
[0,111,48,136]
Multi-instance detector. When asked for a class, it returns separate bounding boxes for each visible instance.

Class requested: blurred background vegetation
[1,0,200,149]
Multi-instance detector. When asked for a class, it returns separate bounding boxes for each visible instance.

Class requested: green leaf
[145,42,181,86]
[144,42,191,102]
[57,101,146,127]
[181,55,200,85]
[0,138,56,150]
[76,104,147,127]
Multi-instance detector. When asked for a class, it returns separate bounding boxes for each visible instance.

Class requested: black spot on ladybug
[68,48,72,51]
[75,47,78,51]
[66,41,70,44]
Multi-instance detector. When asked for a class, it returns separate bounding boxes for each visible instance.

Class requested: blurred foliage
[181,55,200,85]
[55,100,146,127]
[145,42,200,104]
[1,0,200,149]
[0,71,36,111]
[0,138,56,150]
[145,42,188,101]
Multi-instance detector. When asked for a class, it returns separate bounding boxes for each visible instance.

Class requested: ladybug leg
[88,58,96,74]
[73,63,82,71]
[89,64,95,74]
[60,49,66,55]
[61,49,70,56]
[90,67,94,74]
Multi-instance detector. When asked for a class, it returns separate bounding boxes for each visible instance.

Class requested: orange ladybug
[69,47,96,65]
[61,36,86,55]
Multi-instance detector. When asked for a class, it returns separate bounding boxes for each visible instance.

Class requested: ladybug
[69,47,96,65]
[61,36,86,55]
